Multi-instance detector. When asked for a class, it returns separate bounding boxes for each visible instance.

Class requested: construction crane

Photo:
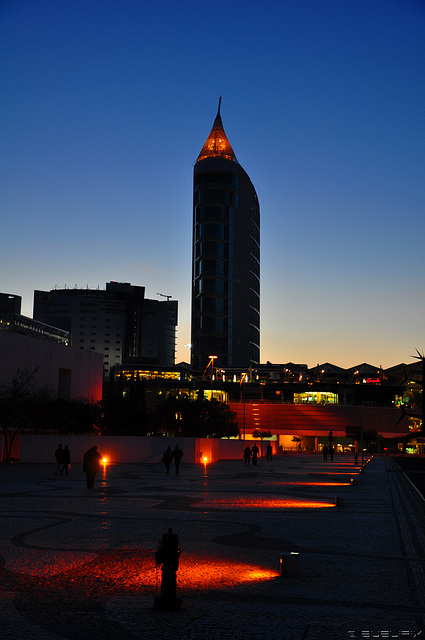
[157,293,172,301]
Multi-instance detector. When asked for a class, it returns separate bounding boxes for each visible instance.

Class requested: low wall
[16,435,247,465]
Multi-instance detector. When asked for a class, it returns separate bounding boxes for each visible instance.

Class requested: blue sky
[2,0,425,368]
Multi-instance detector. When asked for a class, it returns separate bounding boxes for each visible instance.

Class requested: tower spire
[196,98,238,163]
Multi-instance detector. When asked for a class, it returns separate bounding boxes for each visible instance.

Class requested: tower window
[199,224,226,240]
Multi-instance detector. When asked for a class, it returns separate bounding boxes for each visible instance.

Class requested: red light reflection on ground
[312,471,358,475]
[198,497,336,509]
[282,481,352,487]
[8,550,278,597]
[111,554,279,590]
[177,555,279,589]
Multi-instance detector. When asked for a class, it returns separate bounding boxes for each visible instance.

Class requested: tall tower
[191,99,260,373]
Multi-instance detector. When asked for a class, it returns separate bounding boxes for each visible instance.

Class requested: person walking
[322,444,328,461]
[243,445,251,466]
[266,442,273,461]
[54,444,64,476]
[61,445,71,476]
[173,445,183,475]
[83,446,102,489]
[162,445,173,475]
[251,442,259,466]
[329,444,334,461]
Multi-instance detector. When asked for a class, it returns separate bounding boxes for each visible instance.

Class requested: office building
[191,100,260,373]
[33,282,178,379]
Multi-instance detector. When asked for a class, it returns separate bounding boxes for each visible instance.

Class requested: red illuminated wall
[228,403,410,438]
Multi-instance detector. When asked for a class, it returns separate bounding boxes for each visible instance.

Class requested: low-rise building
[0,293,102,401]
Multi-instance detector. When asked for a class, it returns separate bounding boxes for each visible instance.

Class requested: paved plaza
[0,452,424,640]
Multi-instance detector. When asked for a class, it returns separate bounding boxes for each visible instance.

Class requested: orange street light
[203,355,218,378]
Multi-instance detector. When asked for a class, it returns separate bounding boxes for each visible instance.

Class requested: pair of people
[162,445,183,475]
[54,444,71,476]
[55,443,101,488]
[243,443,259,466]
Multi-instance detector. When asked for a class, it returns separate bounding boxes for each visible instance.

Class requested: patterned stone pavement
[0,453,424,640]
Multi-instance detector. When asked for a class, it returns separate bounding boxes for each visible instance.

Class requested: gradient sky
[2,0,425,369]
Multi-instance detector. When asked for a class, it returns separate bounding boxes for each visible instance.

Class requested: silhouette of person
[323,444,328,461]
[54,444,64,476]
[162,445,173,475]
[266,443,273,461]
[83,445,102,489]
[251,442,259,466]
[329,444,334,461]
[173,445,183,475]
[243,445,251,466]
[61,445,71,476]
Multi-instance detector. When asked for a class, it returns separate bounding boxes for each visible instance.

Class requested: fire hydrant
[154,528,183,611]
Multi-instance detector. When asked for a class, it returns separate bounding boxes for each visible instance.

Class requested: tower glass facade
[191,103,260,373]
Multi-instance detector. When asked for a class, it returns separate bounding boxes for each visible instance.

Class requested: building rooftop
[196,97,238,163]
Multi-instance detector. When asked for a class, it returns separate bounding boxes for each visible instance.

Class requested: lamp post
[240,373,248,439]
[203,355,217,379]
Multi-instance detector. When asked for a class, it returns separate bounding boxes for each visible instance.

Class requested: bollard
[280,552,300,578]
[335,496,344,507]
[153,528,184,611]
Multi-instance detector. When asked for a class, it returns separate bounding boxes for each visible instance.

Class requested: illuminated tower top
[196,97,238,164]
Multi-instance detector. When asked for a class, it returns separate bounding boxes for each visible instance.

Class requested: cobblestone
[0,454,424,639]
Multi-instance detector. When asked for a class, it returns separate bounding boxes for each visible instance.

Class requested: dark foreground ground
[394,456,425,498]
[1,454,425,640]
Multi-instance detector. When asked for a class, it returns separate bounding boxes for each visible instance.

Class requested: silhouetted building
[33,282,178,379]
[191,100,260,373]
[0,292,22,315]
[0,292,69,345]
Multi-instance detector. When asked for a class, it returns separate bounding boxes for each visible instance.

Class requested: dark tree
[101,375,149,435]
[151,396,239,438]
